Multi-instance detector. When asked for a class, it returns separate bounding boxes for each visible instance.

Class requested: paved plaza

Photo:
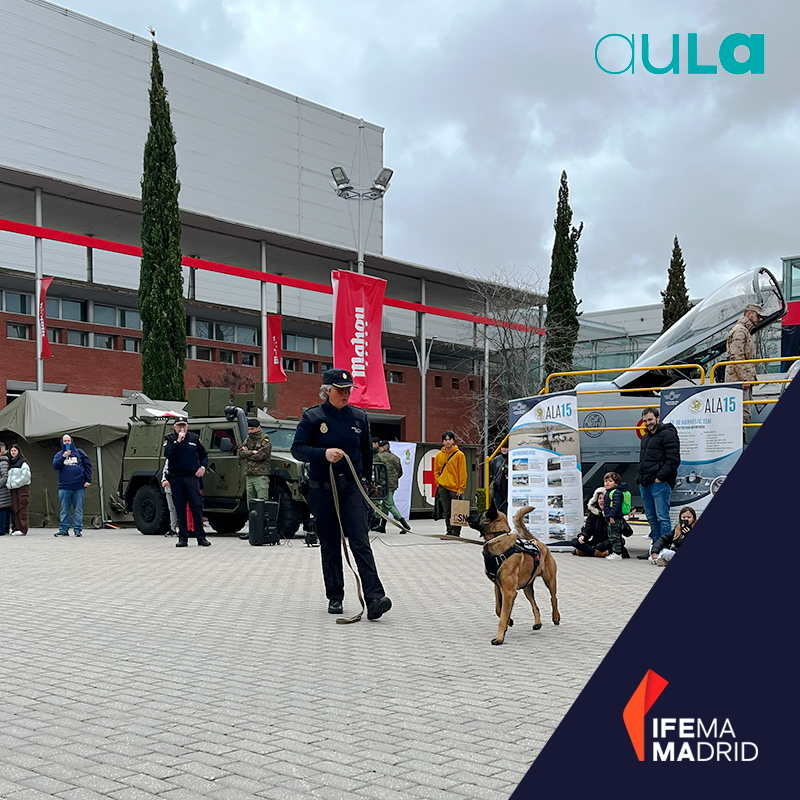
[0,519,660,800]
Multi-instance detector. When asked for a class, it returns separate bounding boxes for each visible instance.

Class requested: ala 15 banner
[660,384,743,520]
[508,391,583,544]
[331,270,390,410]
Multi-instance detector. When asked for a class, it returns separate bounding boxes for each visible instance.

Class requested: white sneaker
[605,553,622,560]
[11,530,25,536]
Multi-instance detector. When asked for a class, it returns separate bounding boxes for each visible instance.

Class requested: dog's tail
[513,505,535,540]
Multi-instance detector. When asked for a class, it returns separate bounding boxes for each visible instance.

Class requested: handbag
[449,498,471,527]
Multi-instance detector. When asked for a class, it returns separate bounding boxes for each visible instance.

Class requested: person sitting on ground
[602,471,630,561]
[571,488,631,559]
[650,506,696,566]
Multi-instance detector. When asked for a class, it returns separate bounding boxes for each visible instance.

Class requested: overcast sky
[58,0,797,312]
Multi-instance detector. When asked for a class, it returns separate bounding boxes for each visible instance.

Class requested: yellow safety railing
[540,363,706,394]
[709,355,800,383]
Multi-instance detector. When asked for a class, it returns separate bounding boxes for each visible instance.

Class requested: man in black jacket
[163,417,210,547]
[636,407,681,556]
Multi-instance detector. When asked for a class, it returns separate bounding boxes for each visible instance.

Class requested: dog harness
[484,537,541,583]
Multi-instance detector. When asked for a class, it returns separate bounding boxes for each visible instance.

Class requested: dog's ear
[486,501,498,521]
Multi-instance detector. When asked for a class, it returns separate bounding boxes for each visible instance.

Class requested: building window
[62,300,88,322]
[302,360,316,374]
[7,322,31,340]
[94,334,115,350]
[195,319,212,339]
[47,328,61,344]
[93,305,117,326]
[452,377,460,390]
[283,357,297,371]
[120,309,141,330]
[283,334,314,354]
[317,338,333,356]
[196,347,213,361]
[321,362,333,372]
[67,330,89,347]
[468,379,476,391]
[241,352,258,367]
[388,371,405,384]
[46,297,60,319]
[215,323,235,343]
[123,338,141,353]
[219,349,236,364]
[434,375,443,388]
[5,293,32,315]
[237,326,257,346]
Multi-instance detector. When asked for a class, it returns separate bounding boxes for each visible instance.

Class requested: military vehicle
[121,388,309,537]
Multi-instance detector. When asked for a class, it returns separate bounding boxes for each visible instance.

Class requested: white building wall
[0,0,384,254]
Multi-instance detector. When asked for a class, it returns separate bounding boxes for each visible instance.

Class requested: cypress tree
[139,38,186,401]
[544,171,583,388]
[661,236,691,332]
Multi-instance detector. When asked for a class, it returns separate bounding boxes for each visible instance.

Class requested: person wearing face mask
[650,506,697,566]
[291,369,392,621]
[52,434,92,537]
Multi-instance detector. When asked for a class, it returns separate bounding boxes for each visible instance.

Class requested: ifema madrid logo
[623,670,759,762]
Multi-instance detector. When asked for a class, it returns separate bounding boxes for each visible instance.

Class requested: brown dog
[467,503,560,645]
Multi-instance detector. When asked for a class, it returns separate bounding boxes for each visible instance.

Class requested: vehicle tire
[276,484,302,539]
[132,484,170,535]
[206,513,248,534]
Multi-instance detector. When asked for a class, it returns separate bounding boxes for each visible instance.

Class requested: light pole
[331,119,393,274]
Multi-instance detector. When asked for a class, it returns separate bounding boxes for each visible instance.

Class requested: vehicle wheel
[132,484,170,535]
[276,484,302,539]
[206,513,248,534]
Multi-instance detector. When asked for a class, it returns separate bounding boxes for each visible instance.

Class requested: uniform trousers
[170,474,204,539]
[308,484,385,603]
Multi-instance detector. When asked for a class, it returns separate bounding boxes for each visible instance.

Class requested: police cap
[323,368,355,388]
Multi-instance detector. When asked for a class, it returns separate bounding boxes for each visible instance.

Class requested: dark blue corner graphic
[510,377,799,798]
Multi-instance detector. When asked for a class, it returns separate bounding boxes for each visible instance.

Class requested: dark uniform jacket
[637,422,681,488]
[375,449,403,490]
[291,401,372,483]
[164,432,209,476]
[238,431,272,476]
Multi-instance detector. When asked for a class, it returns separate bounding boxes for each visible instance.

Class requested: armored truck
[121,405,308,537]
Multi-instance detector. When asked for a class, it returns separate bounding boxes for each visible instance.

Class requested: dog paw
[553,619,561,626]
[491,638,504,646]
[508,618,514,627]
[532,623,542,630]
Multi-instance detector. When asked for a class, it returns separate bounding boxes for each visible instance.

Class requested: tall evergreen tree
[661,236,691,333]
[544,170,583,388]
[139,38,186,401]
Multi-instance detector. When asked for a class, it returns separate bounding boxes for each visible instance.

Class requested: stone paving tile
[0,523,658,800]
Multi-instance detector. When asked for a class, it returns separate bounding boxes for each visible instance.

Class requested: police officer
[163,417,211,547]
[291,369,392,620]
[237,417,272,540]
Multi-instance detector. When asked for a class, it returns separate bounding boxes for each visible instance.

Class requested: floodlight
[331,166,352,190]
[373,167,394,191]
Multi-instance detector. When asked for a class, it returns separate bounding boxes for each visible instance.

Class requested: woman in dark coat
[571,488,631,558]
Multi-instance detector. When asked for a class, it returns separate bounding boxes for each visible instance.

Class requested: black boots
[197,536,212,547]
[176,538,188,547]
[377,518,387,533]
[398,518,410,533]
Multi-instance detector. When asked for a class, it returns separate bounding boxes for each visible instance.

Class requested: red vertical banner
[331,270,390,410]
[266,314,287,382]
[39,276,53,359]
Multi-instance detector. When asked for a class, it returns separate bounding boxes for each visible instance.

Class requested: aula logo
[595,33,764,74]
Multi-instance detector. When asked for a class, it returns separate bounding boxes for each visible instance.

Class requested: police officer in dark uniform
[163,417,211,547]
[291,369,392,620]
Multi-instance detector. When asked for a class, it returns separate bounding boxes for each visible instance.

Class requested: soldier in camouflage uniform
[724,303,763,424]
[238,419,272,538]
[374,441,410,533]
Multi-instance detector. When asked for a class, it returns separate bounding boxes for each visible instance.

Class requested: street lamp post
[330,119,393,274]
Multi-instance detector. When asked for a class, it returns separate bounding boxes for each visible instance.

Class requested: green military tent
[0,392,183,528]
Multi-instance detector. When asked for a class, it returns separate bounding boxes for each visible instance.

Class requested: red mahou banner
[39,276,53,359]
[331,271,390,410]
[266,315,288,383]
